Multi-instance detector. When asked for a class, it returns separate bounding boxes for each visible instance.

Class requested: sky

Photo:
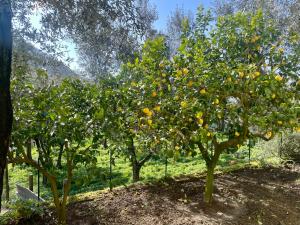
[150,0,212,31]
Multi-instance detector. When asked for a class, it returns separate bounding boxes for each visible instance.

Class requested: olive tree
[0,0,13,210]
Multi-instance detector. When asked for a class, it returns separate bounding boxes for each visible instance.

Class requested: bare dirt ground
[10,166,300,225]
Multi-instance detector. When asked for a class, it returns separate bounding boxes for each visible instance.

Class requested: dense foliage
[6,8,300,225]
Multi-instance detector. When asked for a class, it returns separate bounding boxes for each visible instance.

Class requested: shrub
[280,133,300,162]
[0,199,44,225]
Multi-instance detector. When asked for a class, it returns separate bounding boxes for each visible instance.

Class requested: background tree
[11,0,157,79]
[0,0,13,211]
[213,0,300,34]
[98,74,156,182]
[165,6,194,57]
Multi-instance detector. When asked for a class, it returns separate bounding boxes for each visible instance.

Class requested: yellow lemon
[182,68,189,75]
[200,89,206,95]
[277,120,283,125]
[227,77,232,82]
[142,108,150,114]
[265,131,272,139]
[180,101,188,108]
[252,71,260,78]
[214,99,219,105]
[207,132,211,137]
[235,131,240,137]
[176,70,183,76]
[289,120,294,125]
[272,94,276,99]
[175,146,180,151]
[142,108,152,117]
[147,119,153,126]
[239,72,244,78]
[152,91,157,97]
[198,118,204,125]
[196,112,203,119]
[162,73,167,77]
[154,105,161,112]
[251,35,260,43]
[275,75,283,81]
[187,80,193,87]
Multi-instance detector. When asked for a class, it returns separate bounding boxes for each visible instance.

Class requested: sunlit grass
[4,138,282,202]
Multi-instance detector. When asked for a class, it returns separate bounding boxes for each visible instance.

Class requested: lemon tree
[10,71,102,224]
[128,10,299,204]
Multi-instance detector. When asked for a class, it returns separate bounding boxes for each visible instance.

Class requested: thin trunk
[42,174,48,186]
[127,137,152,182]
[26,139,32,160]
[56,205,67,225]
[49,177,66,225]
[132,162,141,183]
[204,164,215,204]
[0,0,13,211]
[109,147,113,191]
[9,152,69,224]
[58,152,73,225]
[56,144,64,169]
[128,137,139,182]
[165,157,168,177]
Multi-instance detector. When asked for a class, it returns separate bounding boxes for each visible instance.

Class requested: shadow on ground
[8,166,300,225]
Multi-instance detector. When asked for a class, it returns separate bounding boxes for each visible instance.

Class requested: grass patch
[3,138,282,203]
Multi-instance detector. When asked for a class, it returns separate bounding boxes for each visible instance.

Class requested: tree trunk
[56,205,67,225]
[5,163,9,201]
[204,164,215,204]
[0,0,13,211]
[26,139,32,160]
[56,144,64,169]
[49,176,68,225]
[43,174,48,186]
[132,162,141,183]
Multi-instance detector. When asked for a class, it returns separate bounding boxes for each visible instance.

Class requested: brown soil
[12,166,300,225]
